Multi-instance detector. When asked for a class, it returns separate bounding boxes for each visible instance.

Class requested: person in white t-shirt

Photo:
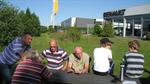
[93,38,113,76]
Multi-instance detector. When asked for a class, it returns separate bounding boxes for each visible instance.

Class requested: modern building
[94,19,104,25]
[61,17,104,34]
[61,17,95,28]
[103,4,150,38]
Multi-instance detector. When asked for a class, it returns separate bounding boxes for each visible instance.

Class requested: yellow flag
[53,0,58,15]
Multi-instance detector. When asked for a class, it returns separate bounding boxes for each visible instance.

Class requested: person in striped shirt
[0,33,32,84]
[11,50,52,84]
[122,40,144,79]
[42,39,68,71]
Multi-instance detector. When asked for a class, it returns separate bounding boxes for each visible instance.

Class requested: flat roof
[124,4,150,16]
[103,4,150,18]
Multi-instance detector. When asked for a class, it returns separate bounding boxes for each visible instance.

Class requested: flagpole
[50,12,53,29]
[51,0,58,29]
[52,14,55,29]
[51,13,55,29]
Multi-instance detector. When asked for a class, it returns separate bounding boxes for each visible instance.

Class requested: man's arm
[81,63,89,73]
[108,50,113,63]
[67,61,74,72]
[81,53,90,74]
[61,60,68,71]
[17,52,26,61]
[61,51,68,71]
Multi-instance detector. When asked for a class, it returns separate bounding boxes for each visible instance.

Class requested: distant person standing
[93,38,113,76]
[0,33,32,84]
[122,40,144,78]
[42,39,68,71]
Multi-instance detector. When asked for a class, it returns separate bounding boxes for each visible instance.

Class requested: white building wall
[71,17,76,27]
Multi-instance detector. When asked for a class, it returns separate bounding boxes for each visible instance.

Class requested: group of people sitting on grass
[0,32,144,84]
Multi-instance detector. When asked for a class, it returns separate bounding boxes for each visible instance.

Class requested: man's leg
[0,64,11,84]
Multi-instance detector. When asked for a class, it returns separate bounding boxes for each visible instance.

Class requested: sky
[6,0,150,26]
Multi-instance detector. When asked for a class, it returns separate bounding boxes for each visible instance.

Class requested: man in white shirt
[93,38,113,76]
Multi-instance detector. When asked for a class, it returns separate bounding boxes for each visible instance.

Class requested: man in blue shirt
[0,32,32,84]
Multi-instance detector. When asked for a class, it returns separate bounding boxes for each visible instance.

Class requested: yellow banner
[53,0,58,15]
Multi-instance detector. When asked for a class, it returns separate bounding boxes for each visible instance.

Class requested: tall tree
[0,5,23,46]
[23,9,41,36]
[0,1,41,47]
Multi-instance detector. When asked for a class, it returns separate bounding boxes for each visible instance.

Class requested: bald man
[42,39,68,71]
[67,45,90,74]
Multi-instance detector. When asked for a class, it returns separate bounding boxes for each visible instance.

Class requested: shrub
[93,24,103,37]
[77,27,87,34]
[146,32,150,40]
[40,26,48,33]
[103,21,114,37]
[66,27,81,42]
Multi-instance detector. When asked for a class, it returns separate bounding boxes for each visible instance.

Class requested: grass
[32,32,150,78]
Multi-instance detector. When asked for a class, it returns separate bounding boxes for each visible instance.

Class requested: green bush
[77,27,87,34]
[146,32,150,40]
[103,21,114,37]
[93,24,103,37]
[48,25,56,33]
[66,27,81,42]
[40,26,48,33]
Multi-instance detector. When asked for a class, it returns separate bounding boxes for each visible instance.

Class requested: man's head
[73,45,83,59]
[22,33,32,46]
[100,38,113,48]
[26,50,44,63]
[49,39,58,52]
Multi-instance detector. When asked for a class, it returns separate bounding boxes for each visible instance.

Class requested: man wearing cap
[93,38,113,76]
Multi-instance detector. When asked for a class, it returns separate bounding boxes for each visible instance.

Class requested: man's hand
[81,69,88,74]
[75,69,83,74]
[75,69,87,74]
[18,53,26,62]
[67,69,74,73]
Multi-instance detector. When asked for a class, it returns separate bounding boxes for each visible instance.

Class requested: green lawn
[32,32,150,78]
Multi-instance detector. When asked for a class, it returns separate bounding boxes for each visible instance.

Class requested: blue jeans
[0,63,11,84]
